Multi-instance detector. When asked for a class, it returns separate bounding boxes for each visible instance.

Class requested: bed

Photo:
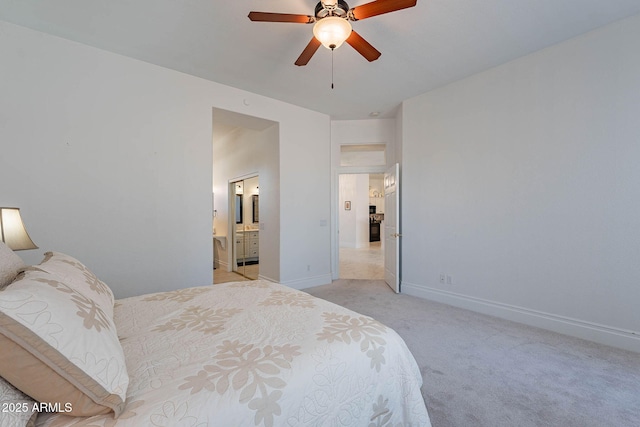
[0,244,431,427]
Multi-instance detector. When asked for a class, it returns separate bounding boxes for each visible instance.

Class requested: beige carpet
[305,279,640,427]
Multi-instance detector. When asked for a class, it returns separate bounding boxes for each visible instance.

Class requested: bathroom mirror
[252,195,259,223]
[235,194,243,224]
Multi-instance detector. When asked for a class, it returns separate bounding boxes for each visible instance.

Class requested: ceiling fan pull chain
[331,48,335,89]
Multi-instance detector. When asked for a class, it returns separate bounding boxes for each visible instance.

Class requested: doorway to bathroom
[212,107,279,285]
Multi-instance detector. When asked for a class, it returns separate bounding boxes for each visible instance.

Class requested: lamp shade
[0,207,38,251]
[313,16,352,50]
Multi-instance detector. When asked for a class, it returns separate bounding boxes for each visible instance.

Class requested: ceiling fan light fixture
[313,16,352,50]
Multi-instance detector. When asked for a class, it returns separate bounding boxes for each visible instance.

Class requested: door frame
[331,165,386,280]
[384,163,400,293]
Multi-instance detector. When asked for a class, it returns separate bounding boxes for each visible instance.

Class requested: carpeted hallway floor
[305,279,640,427]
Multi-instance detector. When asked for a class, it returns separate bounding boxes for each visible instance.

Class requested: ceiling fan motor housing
[315,1,350,19]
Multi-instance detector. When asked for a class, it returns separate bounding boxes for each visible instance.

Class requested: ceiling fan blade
[295,37,322,66]
[248,11,314,24]
[350,0,417,21]
[346,30,381,62]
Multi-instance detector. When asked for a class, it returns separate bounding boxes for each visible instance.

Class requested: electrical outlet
[439,274,445,284]
[446,275,452,285]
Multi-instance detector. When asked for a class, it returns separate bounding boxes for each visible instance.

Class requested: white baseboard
[215,260,229,271]
[401,282,640,354]
[282,273,333,291]
[258,274,277,283]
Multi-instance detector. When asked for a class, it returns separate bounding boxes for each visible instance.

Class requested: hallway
[339,241,384,280]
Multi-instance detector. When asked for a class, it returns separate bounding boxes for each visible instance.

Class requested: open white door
[384,163,400,293]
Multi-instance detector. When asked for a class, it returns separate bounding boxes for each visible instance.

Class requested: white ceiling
[2,0,639,119]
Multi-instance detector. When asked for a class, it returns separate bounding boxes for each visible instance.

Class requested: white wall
[278,124,332,289]
[0,20,331,297]
[212,124,279,282]
[331,119,398,167]
[394,105,404,167]
[401,14,640,352]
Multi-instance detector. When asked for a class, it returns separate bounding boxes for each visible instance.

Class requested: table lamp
[0,207,38,250]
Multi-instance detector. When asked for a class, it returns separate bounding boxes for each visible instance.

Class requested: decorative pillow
[0,269,128,417]
[28,252,114,318]
[0,241,25,290]
[0,376,38,427]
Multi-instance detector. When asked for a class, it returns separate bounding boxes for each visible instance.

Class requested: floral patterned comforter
[37,281,431,427]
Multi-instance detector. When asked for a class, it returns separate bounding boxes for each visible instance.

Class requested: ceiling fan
[248,0,417,66]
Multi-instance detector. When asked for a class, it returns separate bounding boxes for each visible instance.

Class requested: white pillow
[30,252,114,318]
[0,268,129,416]
[0,241,25,290]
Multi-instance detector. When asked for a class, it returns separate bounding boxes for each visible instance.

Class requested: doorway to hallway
[338,173,385,280]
